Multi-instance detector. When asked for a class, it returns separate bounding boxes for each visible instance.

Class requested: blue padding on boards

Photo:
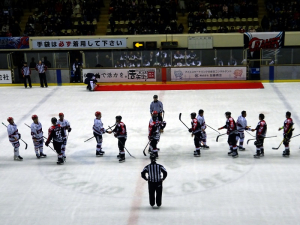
[269,66,274,82]
[56,69,62,85]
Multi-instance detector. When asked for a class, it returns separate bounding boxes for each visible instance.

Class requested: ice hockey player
[218,112,239,158]
[148,112,166,159]
[278,111,294,157]
[93,111,106,157]
[150,95,164,122]
[236,111,251,151]
[251,113,267,158]
[45,117,66,165]
[31,115,46,159]
[107,116,127,163]
[197,109,209,149]
[57,112,71,159]
[6,117,23,161]
[189,112,202,157]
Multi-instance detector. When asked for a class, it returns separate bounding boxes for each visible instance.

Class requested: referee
[141,153,168,208]
[150,95,164,122]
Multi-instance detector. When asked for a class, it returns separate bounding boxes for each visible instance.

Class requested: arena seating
[265,0,300,31]
[24,0,103,36]
[0,0,23,37]
[107,0,181,35]
[187,0,259,33]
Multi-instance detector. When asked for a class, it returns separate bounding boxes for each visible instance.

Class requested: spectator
[261,16,270,31]
[30,58,36,68]
[178,23,184,33]
[43,57,51,68]
[72,58,82,83]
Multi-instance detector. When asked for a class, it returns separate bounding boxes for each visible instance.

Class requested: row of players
[188,110,293,158]
[5,109,293,165]
[4,109,166,164]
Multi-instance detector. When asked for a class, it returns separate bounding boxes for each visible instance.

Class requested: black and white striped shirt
[141,162,167,182]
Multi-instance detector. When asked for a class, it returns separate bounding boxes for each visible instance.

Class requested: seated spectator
[115,28,123,35]
[249,26,256,32]
[178,23,184,33]
[238,26,246,33]
[115,61,123,68]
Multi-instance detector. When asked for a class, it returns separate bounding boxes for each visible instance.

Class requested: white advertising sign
[32,38,127,49]
[171,67,246,81]
[82,68,156,82]
[0,70,12,84]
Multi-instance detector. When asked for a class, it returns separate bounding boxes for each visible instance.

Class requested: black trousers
[118,137,126,151]
[53,141,63,154]
[74,70,81,82]
[148,181,163,206]
[39,73,48,87]
[24,75,32,87]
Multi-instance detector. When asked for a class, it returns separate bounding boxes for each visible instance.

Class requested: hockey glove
[188,128,192,133]
[45,141,49,147]
[68,127,72,132]
[18,133,21,139]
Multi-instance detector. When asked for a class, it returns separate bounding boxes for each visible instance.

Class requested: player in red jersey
[189,112,202,157]
[251,114,267,158]
[278,111,294,157]
[218,111,239,158]
[148,111,166,159]
[45,117,66,165]
[107,116,127,163]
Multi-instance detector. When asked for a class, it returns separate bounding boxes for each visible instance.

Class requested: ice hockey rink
[1,82,300,225]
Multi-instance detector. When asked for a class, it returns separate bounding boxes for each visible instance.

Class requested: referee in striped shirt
[141,154,167,208]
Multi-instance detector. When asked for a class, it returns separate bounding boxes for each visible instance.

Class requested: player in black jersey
[45,117,66,165]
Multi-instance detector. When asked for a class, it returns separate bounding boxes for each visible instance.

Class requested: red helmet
[152,111,158,115]
[7,117,13,122]
[59,112,64,117]
[95,111,101,117]
[32,114,38,120]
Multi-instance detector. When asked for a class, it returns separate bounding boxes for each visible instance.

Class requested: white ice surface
[1,83,300,225]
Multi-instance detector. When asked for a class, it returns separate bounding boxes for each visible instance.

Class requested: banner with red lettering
[244,32,284,52]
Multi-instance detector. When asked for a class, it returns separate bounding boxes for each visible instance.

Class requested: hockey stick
[216,128,248,142]
[84,124,116,142]
[247,136,277,145]
[245,130,255,137]
[2,122,28,150]
[24,123,55,151]
[206,124,220,134]
[143,140,151,156]
[272,127,294,150]
[84,136,94,142]
[117,138,135,158]
[216,133,227,142]
[179,113,190,130]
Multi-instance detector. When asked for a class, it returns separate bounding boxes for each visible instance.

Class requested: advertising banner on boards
[82,68,156,82]
[171,67,246,81]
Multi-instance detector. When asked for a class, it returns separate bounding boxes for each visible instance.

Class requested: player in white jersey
[31,115,47,159]
[197,109,209,148]
[6,117,23,161]
[236,111,251,150]
[93,111,106,156]
[57,112,71,159]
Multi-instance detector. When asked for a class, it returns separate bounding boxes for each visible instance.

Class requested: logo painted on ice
[39,146,255,198]
[174,70,183,80]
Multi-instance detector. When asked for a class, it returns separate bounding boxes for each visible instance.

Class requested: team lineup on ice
[3,91,298,163]
[1,83,300,225]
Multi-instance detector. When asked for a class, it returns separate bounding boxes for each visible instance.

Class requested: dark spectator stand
[23,0,104,36]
